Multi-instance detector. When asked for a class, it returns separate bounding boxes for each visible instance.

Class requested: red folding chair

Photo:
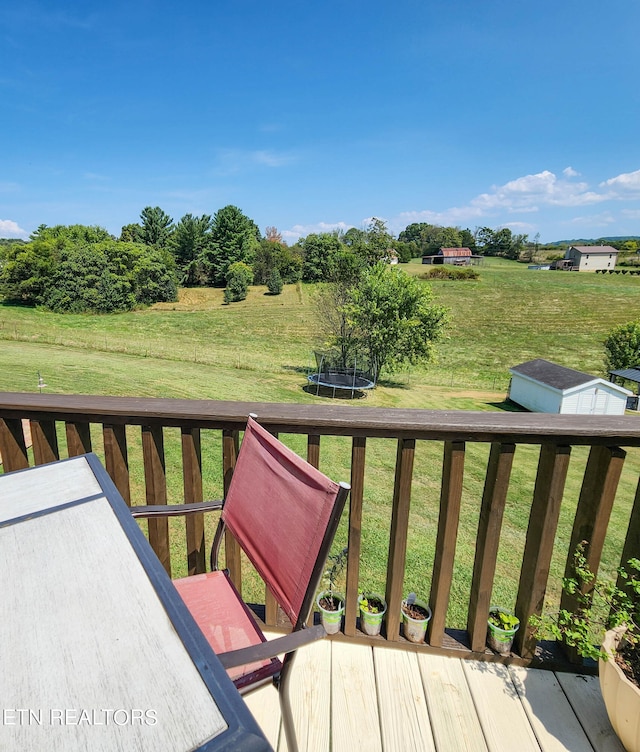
[132,416,350,752]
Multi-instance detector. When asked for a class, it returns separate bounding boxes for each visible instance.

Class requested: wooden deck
[246,637,625,752]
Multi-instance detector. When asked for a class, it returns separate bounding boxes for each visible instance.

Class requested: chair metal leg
[278,653,299,752]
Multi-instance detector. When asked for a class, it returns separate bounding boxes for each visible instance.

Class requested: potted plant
[359,591,387,636]
[316,546,348,635]
[401,593,432,643]
[487,606,520,655]
[531,541,640,752]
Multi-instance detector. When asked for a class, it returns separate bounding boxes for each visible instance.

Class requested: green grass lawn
[1,259,638,627]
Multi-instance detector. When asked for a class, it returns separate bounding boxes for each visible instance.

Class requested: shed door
[577,390,598,414]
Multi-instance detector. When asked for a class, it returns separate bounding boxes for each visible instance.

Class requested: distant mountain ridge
[546,236,640,247]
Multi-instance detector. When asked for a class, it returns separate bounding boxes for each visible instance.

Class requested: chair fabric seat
[173,570,281,690]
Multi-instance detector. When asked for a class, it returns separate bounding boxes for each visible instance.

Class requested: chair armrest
[218,624,327,669]
[130,500,223,519]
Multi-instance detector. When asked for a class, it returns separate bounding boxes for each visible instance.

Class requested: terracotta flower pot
[600,627,640,752]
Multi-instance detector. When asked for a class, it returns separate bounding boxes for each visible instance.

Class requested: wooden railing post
[103,424,130,504]
[428,441,466,647]
[222,429,242,594]
[618,476,640,592]
[515,444,572,659]
[385,438,415,642]
[142,425,170,576]
[30,419,59,465]
[182,427,206,576]
[0,418,29,472]
[345,436,366,636]
[307,434,320,469]
[468,443,515,652]
[65,421,92,457]
[559,445,626,662]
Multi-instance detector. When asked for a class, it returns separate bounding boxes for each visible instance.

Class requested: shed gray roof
[609,366,640,383]
[510,359,596,390]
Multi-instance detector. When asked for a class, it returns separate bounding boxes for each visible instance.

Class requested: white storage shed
[509,359,632,415]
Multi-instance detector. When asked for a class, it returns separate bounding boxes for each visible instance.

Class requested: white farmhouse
[509,359,631,415]
[565,245,618,271]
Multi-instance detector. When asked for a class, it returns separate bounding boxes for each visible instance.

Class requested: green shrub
[266,268,283,295]
[421,265,479,280]
[224,261,253,303]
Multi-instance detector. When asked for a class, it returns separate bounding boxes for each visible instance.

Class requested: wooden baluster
[307,434,320,469]
[344,436,366,636]
[515,444,572,659]
[428,441,466,647]
[0,418,29,472]
[467,443,516,652]
[222,429,242,594]
[142,425,170,577]
[559,445,626,662]
[103,424,130,505]
[618,475,640,592]
[385,438,416,642]
[182,427,206,576]
[65,421,92,457]
[30,419,59,465]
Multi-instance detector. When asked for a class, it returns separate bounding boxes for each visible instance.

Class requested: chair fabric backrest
[222,417,344,626]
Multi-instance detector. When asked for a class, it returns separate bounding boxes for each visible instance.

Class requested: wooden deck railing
[2,391,639,666]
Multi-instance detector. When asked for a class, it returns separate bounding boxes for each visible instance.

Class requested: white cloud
[393,169,614,233]
[600,169,640,195]
[471,171,604,210]
[621,208,640,219]
[0,219,28,238]
[283,221,353,241]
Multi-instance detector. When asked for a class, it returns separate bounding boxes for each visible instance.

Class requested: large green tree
[604,322,640,373]
[170,213,213,284]
[319,263,448,378]
[300,232,346,282]
[139,206,174,248]
[475,227,527,259]
[252,239,302,285]
[207,205,261,286]
[398,222,463,256]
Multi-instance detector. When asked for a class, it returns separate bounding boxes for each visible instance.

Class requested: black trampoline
[307,352,376,398]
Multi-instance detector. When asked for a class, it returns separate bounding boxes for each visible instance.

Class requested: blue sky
[2,0,639,244]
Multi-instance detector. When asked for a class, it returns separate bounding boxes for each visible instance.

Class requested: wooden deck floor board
[374,646,436,752]
[331,641,382,752]
[418,653,488,752]
[462,659,541,752]
[555,673,625,752]
[509,666,595,752]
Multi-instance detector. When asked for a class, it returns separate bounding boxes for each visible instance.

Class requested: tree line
[0,205,534,313]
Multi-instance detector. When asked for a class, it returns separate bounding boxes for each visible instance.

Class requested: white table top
[0,455,271,751]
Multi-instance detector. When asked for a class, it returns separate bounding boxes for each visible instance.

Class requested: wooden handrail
[0,391,639,444]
